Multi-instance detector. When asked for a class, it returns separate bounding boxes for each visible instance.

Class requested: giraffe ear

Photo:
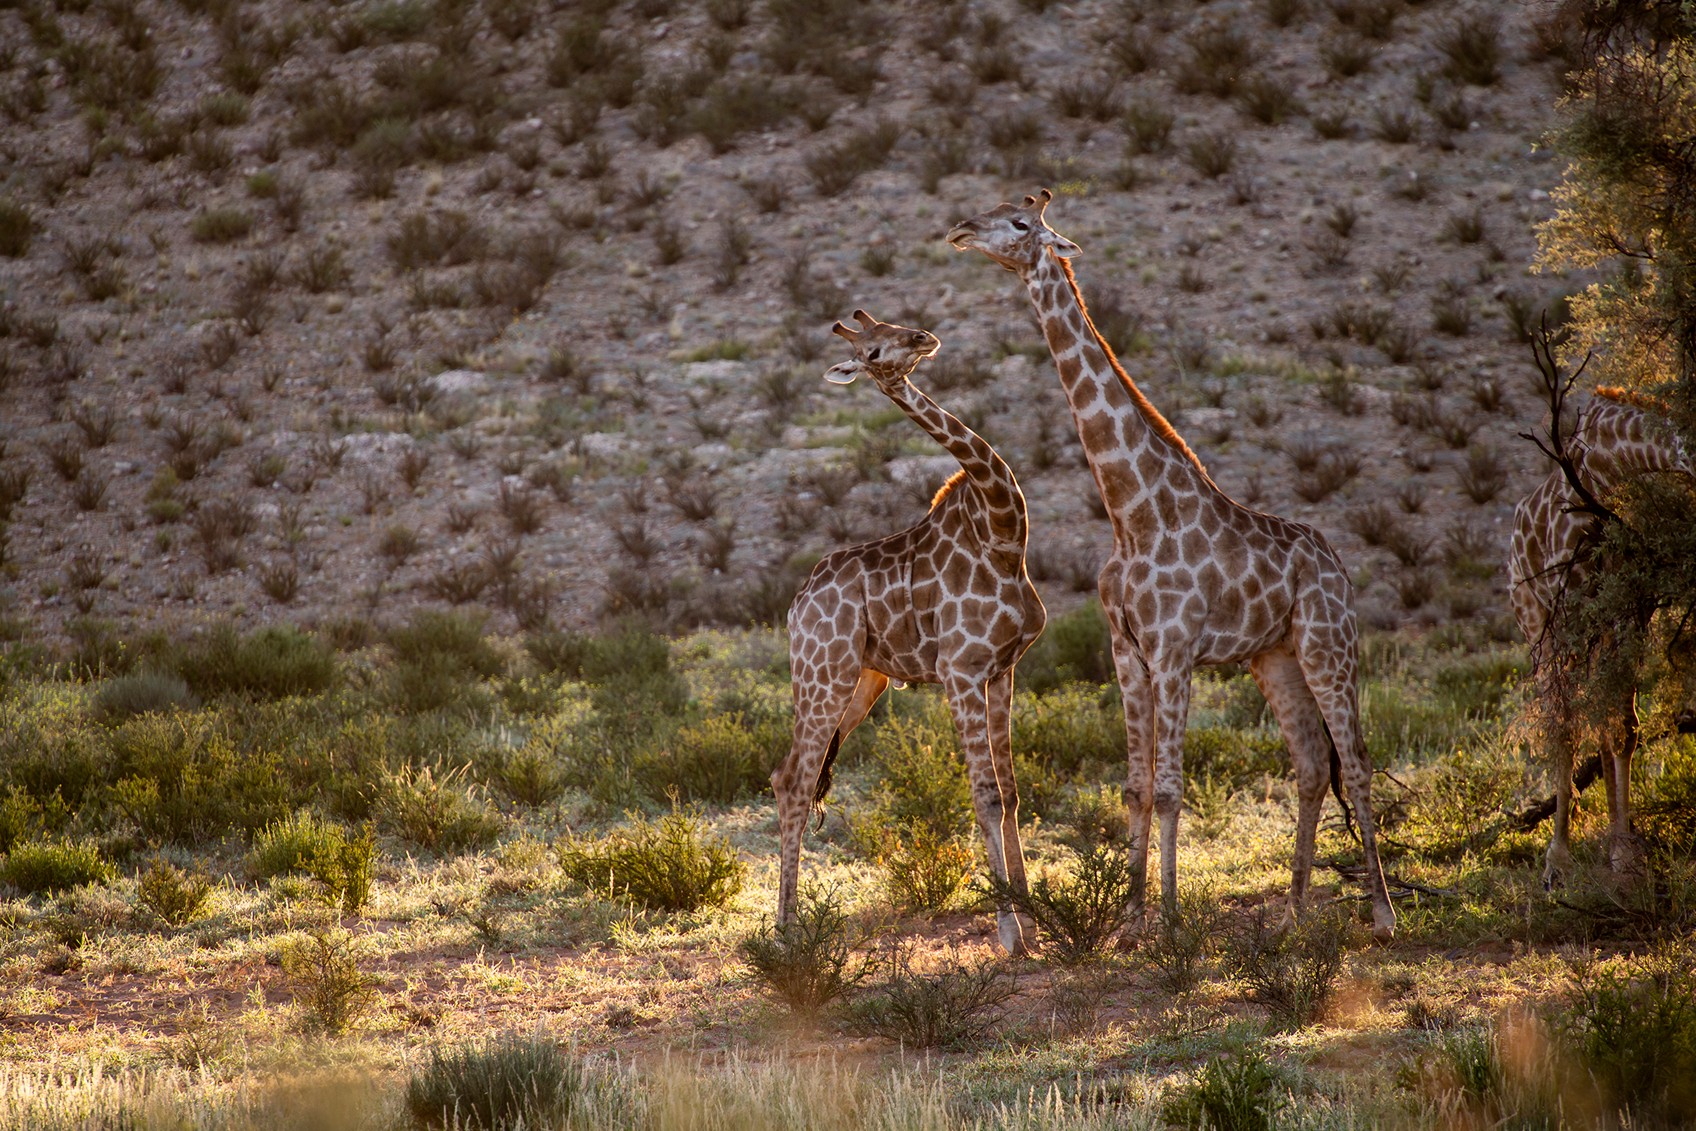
[823,359,863,385]
[1043,229,1082,258]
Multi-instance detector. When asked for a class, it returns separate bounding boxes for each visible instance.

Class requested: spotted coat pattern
[1509,395,1691,885]
[772,312,1046,954]
[949,192,1396,940]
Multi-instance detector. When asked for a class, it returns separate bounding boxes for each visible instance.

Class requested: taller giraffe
[950,191,1396,940]
[1509,392,1693,887]
[773,311,1046,954]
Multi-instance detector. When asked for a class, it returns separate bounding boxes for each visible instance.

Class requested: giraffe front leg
[1249,646,1331,925]
[985,669,1034,954]
[1605,692,1644,878]
[945,676,1027,956]
[1106,607,1155,924]
[1149,665,1194,922]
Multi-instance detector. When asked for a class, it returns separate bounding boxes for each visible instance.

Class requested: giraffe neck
[880,371,1027,550]
[1022,249,1217,545]
[1579,400,1689,485]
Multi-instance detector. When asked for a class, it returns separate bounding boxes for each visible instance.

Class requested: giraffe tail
[1318,717,1362,844]
[811,728,842,831]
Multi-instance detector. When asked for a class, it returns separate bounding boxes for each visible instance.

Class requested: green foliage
[1183,727,1286,789]
[282,928,377,1034]
[108,713,290,844]
[406,1031,583,1131]
[1557,947,1696,1123]
[1639,735,1696,849]
[1017,602,1113,695]
[860,705,973,840]
[250,812,375,914]
[1012,686,1124,777]
[383,611,503,714]
[0,785,67,854]
[169,625,337,701]
[1227,909,1349,1030]
[988,843,1136,965]
[0,839,112,894]
[1144,883,1228,992]
[879,825,976,914]
[557,808,743,913]
[380,764,502,854]
[739,885,872,1017]
[633,712,784,804]
[848,952,1016,1050]
[1164,1049,1287,1131]
[135,858,211,927]
[91,671,197,723]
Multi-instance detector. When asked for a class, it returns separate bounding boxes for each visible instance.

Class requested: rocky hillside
[0,0,1583,646]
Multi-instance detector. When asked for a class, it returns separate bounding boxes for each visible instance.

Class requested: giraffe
[1508,391,1692,887]
[772,310,1047,954]
[949,190,1397,941]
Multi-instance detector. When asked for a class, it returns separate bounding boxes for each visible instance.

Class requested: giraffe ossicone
[950,190,1397,942]
[772,309,1046,955]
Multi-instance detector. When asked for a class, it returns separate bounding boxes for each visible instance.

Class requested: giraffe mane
[931,468,968,508]
[1055,256,1217,484]
[1594,385,1671,415]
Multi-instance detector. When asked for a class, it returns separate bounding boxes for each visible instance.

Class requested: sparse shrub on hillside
[557,808,743,913]
[1320,35,1375,79]
[1435,14,1502,87]
[741,885,874,1017]
[805,119,900,197]
[1176,22,1251,97]
[1185,130,1238,178]
[0,198,37,257]
[1123,97,1174,154]
[407,1032,583,1131]
[189,207,252,243]
[1237,73,1303,124]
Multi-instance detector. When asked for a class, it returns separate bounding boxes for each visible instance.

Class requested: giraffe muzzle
[945,224,975,249]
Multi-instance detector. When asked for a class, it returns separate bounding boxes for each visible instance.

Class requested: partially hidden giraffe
[949,190,1396,941]
[772,310,1047,954]
[1508,390,1693,887]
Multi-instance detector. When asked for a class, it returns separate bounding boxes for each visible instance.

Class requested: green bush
[380,765,502,854]
[1012,685,1125,777]
[1183,727,1286,790]
[557,808,743,912]
[988,842,1136,965]
[282,928,377,1034]
[251,810,348,880]
[860,706,973,841]
[0,785,67,854]
[135,858,211,927]
[633,712,783,804]
[1227,908,1349,1030]
[190,207,254,243]
[879,825,976,914]
[1557,948,1696,1124]
[170,625,337,700]
[406,1031,582,1130]
[739,885,872,1017]
[848,953,1016,1049]
[108,714,290,843]
[1017,602,1113,695]
[0,839,113,894]
[0,196,36,257]
[1144,882,1228,991]
[389,610,505,678]
[1638,736,1696,851]
[498,743,568,807]
[91,671,197,722]
[1164,1048,1287,1131]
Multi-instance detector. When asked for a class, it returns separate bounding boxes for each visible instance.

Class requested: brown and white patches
[951,191,1397,942]
[1508,397,1693,887]
[774,311,1046,956]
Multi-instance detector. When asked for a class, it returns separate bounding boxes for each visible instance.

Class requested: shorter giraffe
[773,311,1046,954]
[1509,391,1693,887]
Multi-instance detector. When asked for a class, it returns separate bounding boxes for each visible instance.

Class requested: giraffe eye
[869,347,884,362]
[1011,219,1030,232]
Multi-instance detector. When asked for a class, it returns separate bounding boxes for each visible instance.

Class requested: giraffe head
[824,309,940,389]
[946,188,1082,274]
